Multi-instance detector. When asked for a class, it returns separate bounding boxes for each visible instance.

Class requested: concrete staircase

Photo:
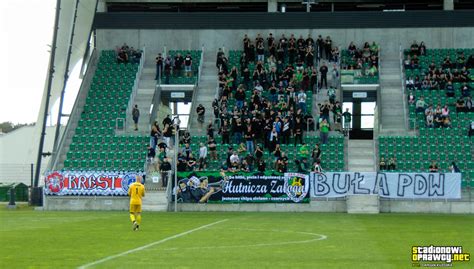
[142,190,168,211]
[379,55,406,131]
[125,59,155,135]
[188,52,218,134]
[348,139,375,172]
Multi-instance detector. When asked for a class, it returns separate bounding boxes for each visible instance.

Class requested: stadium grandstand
[1,0,474,267]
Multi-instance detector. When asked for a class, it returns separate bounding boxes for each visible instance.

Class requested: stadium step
[188,50,220,133]
[379,54,406,130]
[348,139,375,172]
[142,190,169,211]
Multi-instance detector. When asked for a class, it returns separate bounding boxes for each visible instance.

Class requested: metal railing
[400,43,409,131]
[186,47,206,131]
[49,49,99,171]
[120,46,146,133]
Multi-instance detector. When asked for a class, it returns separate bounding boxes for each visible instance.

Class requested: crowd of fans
[341,41,380,76]
[406,42,474,129]
[155,52,194,83]
[116,43,142,64]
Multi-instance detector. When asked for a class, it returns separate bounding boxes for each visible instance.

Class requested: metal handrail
[123,46,146,132]
[49,49,99,171]
[400,43,409,131]
[186,48,206,131]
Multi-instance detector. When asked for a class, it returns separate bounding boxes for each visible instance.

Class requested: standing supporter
[320,119,330,144]
[319,62,328,89]
[184,53,193,77]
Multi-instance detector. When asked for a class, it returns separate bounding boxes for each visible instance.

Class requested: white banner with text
[310,172,461,199]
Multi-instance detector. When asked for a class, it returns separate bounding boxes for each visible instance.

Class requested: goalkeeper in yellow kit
[128,177,145,231]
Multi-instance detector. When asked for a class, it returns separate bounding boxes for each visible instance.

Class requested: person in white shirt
[198,143,208,170]
[297,90,307,114]
[230,152,240,165]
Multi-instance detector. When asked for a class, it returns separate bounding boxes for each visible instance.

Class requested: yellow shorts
[129,204,142,213]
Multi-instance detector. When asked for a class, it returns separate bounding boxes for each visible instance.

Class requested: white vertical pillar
[268,0,278,13]
[443,0,454,10]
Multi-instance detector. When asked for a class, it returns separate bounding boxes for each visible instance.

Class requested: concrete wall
[43,195,474,213]
[44,196,129,211]
[97,27,474,59]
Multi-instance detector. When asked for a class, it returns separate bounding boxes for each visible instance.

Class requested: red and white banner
[44,171,144,196]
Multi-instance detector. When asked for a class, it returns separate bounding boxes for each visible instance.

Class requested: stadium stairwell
[379,51,406,131]
[125,57,155,135]
[348,140,376,172]
[188,51,218,134]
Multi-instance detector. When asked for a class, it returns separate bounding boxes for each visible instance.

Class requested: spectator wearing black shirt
[174,53,184,72]
[155,53,163,80]
[164,56,172,84]
[319,63,329,89]
[196,104,205,126]
[184,53,192,77]
[160,158,172,187]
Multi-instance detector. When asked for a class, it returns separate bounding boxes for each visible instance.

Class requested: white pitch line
[77,219,228,269]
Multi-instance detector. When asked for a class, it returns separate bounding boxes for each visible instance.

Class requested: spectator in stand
[441,105,450,119]
[150,121,160,149]
[449,162,461,173]
[342,108,352,137]
[245,153,255,172]
[132,104,140,131]
[174,53,184,74]
[410,41,419,56]
[235,87,246,110]
[320,119,330,144]
[379,157,386,171]
[468,121,474,137]
[298,143,310,169]
[443,116,452,128]
[244,126,255,155]
[418,41,426,56]
[319,62,329,89]
[466,97,473,112]
[333,102,343,133]
[219,120,230,144]
[319,101,331,122]
[456,97,466,113]
[198,143,208,171]
[187,154,197,171]
[196,104,205,126]
[297,89,307,114]
[117,49,128,63]
[254,145,264,162]
[426,111,434,128]
[184,53,193,77]
[415,97,426,113]
[324,36,332,60]
[162,123,172,148]
[312,144,321,164]
[313,158,323,173]
[408,91,416,105]
[155,53,163,80]
[293,117,303,145]
[208,138,217,160]
[181,143,192,160]
[164,56,172,84]
[160,158,172,187]
[446,81,455,97]
[387,157,397,171]
[147,145,156,165]
[429,161,439,172]
[295,159,307,173]
[257,159,266,172]
[331,64,339,88]
[331,47,340,63]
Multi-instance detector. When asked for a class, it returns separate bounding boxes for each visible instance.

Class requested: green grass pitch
[0,207,473,269]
